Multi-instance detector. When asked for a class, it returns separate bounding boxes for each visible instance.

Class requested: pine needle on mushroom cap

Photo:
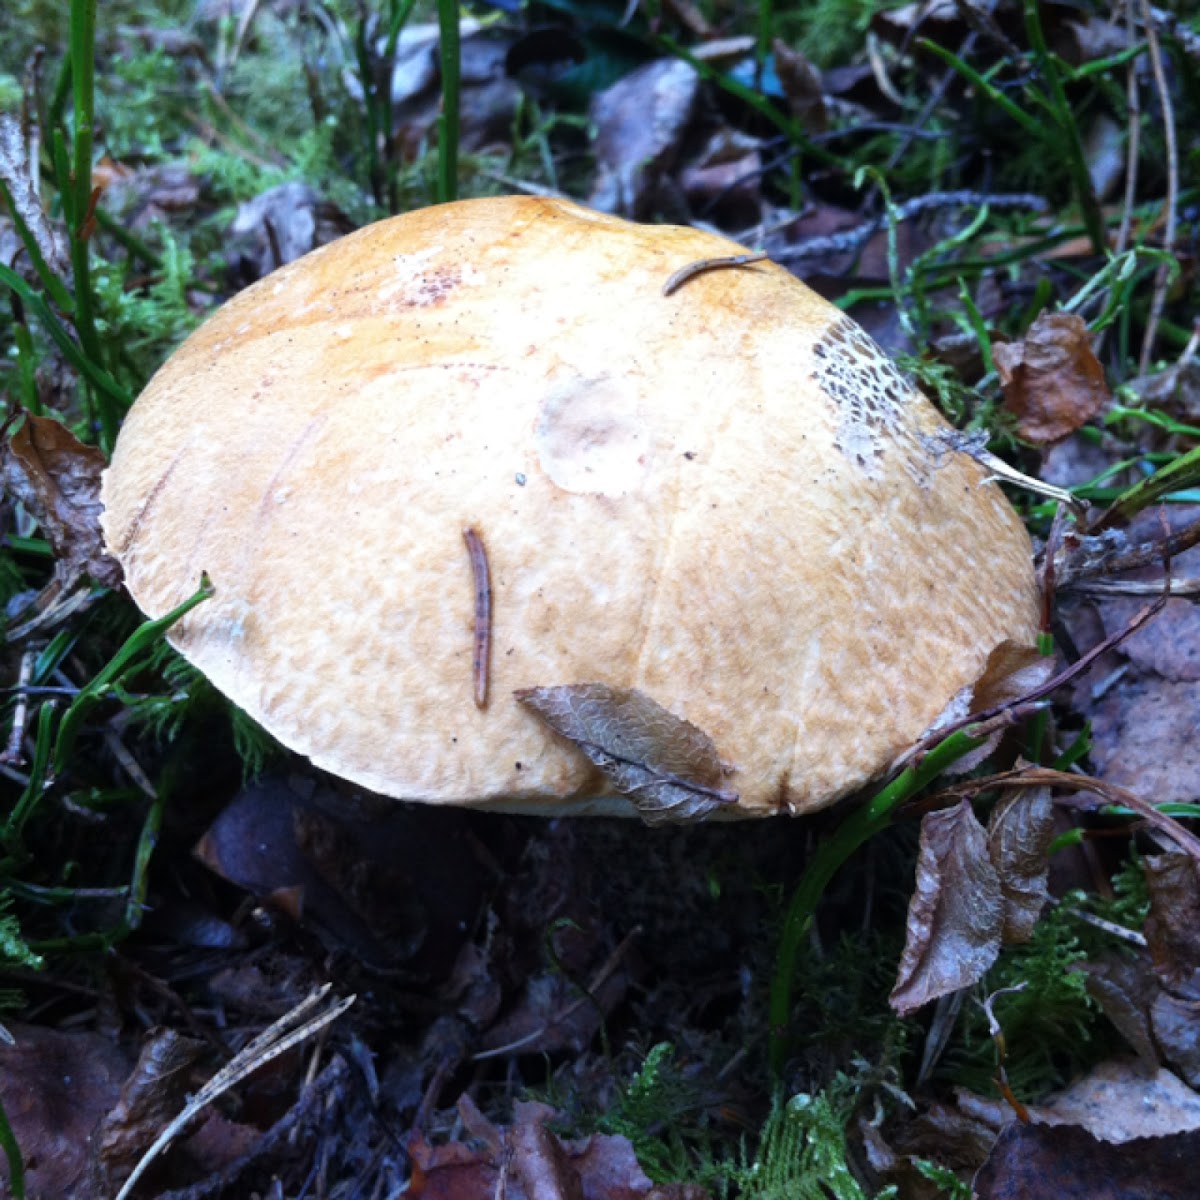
[100,196,1040,820]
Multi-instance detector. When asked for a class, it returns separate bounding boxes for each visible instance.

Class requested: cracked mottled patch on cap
[812,317,927,482]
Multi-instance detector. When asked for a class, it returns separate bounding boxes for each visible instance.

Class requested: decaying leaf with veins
[0,414,122,592]
[890,800,1003,1016]
[515,683,738,825]
[993,311,1109,444]
[987,784,1055,944]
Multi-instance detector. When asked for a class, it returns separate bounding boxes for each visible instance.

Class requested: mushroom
[100,195,1040,821]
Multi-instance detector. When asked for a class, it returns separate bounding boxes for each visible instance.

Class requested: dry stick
[770,191,1047,265]
[1040,502,1069,633]
[969,767,1200,864]
[462,527,491,708]
[1057,512,1200,586]
[980,983,1032,1123]
[1071,577,1200,596]
[894,586,1167,773]
[1057,899,1148,947]
[1,652,33,764]
[1138,0,1179,372]
[114,985,355,1200]
[861,10,977,211]
[1115,0,1141,259]
[103,726,158,799]
[156,1058,350,1200]
[471,926,642,1060]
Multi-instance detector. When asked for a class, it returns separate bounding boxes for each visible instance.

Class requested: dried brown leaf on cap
[993,311,1110,443]
[516,684,738,825]
[0,412,122,593]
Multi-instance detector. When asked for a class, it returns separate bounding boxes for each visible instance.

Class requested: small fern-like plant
[732,1084,896,1200]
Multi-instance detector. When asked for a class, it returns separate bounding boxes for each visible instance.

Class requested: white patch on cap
[535,375,652,495]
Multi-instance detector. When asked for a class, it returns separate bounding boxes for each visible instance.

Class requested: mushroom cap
[100,196,1040,818]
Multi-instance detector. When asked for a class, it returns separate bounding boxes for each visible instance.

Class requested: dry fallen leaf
[515,684,738,824]
[1078,955,1160,1068]
[94,1029,208,1192]
[974,1119,1200,1199]
[890,800,1002,1016]
[969,641,1056,714]
[1033,1061,1200,1143]
[588,58,699,219]
[1143,853,1200,999]
[1152,991,1200,1089]
[228,181,354,282]
[407,1094,708,1199]
[993,311,1109,443]
[679,129,763,227]
[0,1022,131,1200]
[986,784,1055,943]
[0,413,122,592]
[0,113,71,285]
[772,38,827,130]
[1061,504,1200,805]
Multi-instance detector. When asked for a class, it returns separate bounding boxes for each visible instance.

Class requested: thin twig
[1114,0,1140,259]
[970,767,1200,864]
[771,191,1047,264]
[1138,0,1179,371]
[115,985,355,1200]
[1057,512,1200,585]
[1069,577,1200,596]
[471,927,641,1060]
[1,652,33,765]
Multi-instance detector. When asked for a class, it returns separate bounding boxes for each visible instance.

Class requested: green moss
[939,904,1104,1099]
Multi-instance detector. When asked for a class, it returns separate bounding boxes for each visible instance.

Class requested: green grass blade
[0,1093,25,1200]
[436,0,461,203]
[51,576,214,777]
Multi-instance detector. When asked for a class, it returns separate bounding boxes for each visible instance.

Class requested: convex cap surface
[101,196,1040,818]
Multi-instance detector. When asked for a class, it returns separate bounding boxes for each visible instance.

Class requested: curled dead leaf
[890,800,1002,1016]
[993,311,1109,444]
[0,413,122,593]
[1143,853,1200,999]
[986,783,1055,943]
[514,684,738,825]
[772,39,827,131]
